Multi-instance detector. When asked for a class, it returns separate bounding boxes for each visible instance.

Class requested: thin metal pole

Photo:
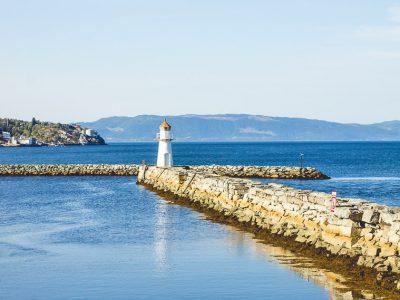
[300,153,304,170]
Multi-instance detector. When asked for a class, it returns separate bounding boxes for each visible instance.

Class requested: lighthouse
[156,119,173,168]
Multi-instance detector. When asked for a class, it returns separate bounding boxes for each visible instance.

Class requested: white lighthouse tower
[156,119,173,168]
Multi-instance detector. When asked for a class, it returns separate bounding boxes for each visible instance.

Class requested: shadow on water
[227,230,377,300]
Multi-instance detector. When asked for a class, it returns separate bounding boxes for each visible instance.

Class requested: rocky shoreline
[0,118,106,146]
[138,165,400,296]
[0,164,329,179]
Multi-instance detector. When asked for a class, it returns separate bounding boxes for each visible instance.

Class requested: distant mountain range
[79,114,400,142]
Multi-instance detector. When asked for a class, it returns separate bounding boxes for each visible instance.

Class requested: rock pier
[0,164,139,176]
[138,165,400,294]
[0,164,328,179]
[186,165,329,179]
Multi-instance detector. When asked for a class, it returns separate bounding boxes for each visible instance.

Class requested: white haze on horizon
[1,0,400,124]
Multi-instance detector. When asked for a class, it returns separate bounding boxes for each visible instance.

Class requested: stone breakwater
[0,164,139,176]
[0,164,329,179]
[138,166,400,292]
[185,165,329,179]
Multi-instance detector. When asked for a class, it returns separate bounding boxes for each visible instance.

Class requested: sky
[1,0,400,124]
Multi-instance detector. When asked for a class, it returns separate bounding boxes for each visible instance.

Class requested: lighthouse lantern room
[156,119,173,168]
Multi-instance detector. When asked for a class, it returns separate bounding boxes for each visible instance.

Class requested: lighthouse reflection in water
[155,201,168,271]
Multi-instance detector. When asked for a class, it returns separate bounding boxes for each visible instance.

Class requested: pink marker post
[331,190,337,212]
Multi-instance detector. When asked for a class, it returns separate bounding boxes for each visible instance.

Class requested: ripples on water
[0,142,399,299]
[0,177,332,299]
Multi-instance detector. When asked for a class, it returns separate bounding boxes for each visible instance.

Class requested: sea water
[0,142,399,299]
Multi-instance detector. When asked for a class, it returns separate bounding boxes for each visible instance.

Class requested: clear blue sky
[1,0,399,124]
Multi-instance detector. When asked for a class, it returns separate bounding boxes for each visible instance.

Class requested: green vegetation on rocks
[0,117,105,146]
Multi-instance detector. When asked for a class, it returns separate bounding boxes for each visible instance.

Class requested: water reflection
[0,175,386,299]
[219,223,378,300]
[155,202,168,272]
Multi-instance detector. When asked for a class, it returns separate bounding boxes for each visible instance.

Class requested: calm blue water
[0,142,399,299]
[1,142,399,204]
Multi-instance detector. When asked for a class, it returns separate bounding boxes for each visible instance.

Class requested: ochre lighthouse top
[160,119,171,130]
